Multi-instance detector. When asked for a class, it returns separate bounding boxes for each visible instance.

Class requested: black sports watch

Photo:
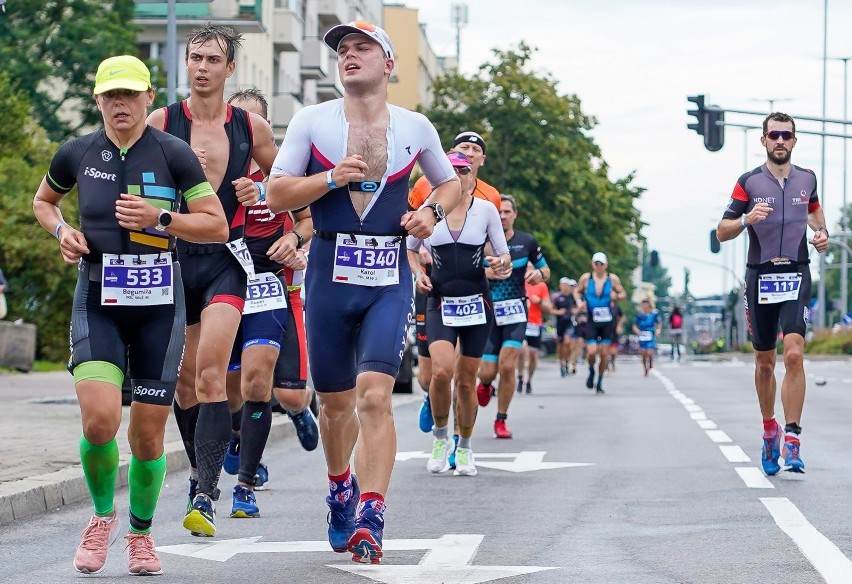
[425,202,445,223]
[155,209,172,232]
[289,230,305,249]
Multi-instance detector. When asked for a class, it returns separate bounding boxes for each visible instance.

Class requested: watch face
[159,211,172,227]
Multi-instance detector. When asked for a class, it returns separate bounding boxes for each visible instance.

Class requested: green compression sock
[79,435,119,516]
[128,453,167,534]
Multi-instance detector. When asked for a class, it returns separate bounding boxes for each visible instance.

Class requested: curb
[0,394,422,527]
[0,414,296,527]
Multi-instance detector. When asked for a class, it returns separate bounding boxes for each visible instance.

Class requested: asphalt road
[2,355,851,584]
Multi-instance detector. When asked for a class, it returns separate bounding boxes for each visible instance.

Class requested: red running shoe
[476,382,493,407]
[494,419,513,439]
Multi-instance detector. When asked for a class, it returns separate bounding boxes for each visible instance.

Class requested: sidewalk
[0,370,419,527]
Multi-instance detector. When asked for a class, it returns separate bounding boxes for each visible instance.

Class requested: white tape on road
[735,467,774,489]
[719,445,751,463]
[761,497,852,583]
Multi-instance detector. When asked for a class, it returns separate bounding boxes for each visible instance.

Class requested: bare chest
[347,124,388,216]
[190,122,230,193]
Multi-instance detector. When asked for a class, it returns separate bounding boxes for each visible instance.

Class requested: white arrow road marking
[333,534,557,584]
[762,497,852,584]
[395,451,594,473]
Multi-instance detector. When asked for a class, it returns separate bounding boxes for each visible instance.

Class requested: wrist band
[255,182,266,202]
[740,215,747,228]
[54,221,67,239]
[326,169,337,190]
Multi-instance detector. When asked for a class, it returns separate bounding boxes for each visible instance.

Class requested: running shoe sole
[183,510,215,537]
[348,528,383,564]
[230,509,260,518]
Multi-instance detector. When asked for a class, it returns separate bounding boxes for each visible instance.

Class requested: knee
[783,343,804,370]
[431,363,453,386]
[274,388,304,411]
[128,425,165,459]
[755,358,775,381]
[357,387,392,418]
[197,366,224,399]
[242,370,271,403]
[320,393,355,422]
[81,412,120,445]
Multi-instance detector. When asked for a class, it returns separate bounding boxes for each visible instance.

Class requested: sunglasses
[454,167,471,175]
[101,89,143,100]
[593,261,606,266]
[765,130,794,141]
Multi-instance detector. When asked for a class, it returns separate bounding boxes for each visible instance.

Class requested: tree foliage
[421,43,645,289]
[0,74,77,362]
[0,0,139,141]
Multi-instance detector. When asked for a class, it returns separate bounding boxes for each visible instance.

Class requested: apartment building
[134,0,443,139]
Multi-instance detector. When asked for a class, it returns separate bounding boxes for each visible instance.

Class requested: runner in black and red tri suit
[717,112,829,477]
[147,25,278,537]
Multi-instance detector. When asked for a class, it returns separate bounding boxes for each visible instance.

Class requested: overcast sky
[397,0,852,297]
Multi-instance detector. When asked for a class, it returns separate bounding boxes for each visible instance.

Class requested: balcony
[272,5,303,52]
[134,1,264,37]
[316,56,343,101]
[300,38,330,80]
[272,93,303,130]
[313,0,348,28]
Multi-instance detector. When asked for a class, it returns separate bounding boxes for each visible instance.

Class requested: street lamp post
[818,0,829,328]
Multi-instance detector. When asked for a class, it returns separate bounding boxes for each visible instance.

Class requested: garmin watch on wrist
[289,230,305,249]
[425,202,446,223]
[155,209,172,232]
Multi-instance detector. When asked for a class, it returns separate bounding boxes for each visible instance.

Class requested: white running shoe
[453,447,478,476]
[426,438,449,473]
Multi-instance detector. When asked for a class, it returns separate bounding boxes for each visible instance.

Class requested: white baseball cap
[592,252,608,264]
[323,21,395,63]
[559,277,576,285]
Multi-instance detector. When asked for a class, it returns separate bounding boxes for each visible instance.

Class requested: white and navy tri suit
[271,99,455,392]
[407,197,508,358]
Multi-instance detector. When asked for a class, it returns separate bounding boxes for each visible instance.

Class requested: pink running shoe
[73,513,120,574]
[125,532,163,575]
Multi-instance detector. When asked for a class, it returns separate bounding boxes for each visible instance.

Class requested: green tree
[0,74,77,362]
[421,43,645,288]
[823,204,852,322]
[0,0,139,141]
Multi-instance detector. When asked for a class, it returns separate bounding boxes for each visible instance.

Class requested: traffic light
[687,95,706,136]
[705,106,725,152]
[649,250,659,267]
[710,229,721,254]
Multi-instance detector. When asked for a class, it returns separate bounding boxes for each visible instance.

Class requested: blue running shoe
[327,475,359,553]
[230,485,260,518]
[447,434,460,470]
[349,498,385,564]
[254,462,269,491]
[185,477,198,514]
[418,394,433,433]
[223,434,240,475]
[183,493,216,537]
[782,436,805,473]
[761,422,782,476]
[288,409,319,451]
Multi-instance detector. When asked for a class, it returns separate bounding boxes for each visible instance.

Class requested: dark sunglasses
[101,89,143,100]
[454,167,471,175]
[765,130,794,141]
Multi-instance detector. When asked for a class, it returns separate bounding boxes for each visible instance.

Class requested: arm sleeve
[271,108,313,177]
[165,138,216,202]
[45,139,83,194]
[406,235,422,252]
[415,115,455,187]
[529,236,547,269]
[722,175,750,219]
[485,203,509,255]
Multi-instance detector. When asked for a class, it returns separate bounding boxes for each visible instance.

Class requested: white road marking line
[684,404,702,412]
[761,497,852,583]
[690,412,707,420]
[735,467,774,488]
[697,420,718,430]
[719,445,751,463]
[705,430,732,443]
